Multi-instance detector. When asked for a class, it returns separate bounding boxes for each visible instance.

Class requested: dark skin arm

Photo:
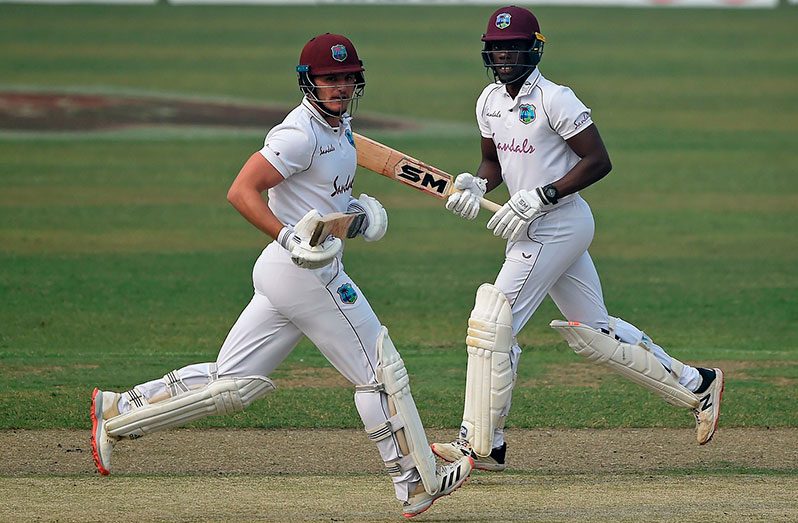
[555,124,612,196]
[477,123,612,199]
[476,136,504,192]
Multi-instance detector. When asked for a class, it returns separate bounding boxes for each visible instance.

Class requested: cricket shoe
[693,368,724,445]
[90,388,120,475]
[402,456,474,518]
[431,438,507,471]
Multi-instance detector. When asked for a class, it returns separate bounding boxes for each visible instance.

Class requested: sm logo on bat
[394,159,451,198]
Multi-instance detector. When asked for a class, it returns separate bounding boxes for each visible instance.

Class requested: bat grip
[450,188,502,213]
[479,198,502,213]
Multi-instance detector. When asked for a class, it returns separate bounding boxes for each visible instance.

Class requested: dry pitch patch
[0,92,415,132]
[0,428,795,521]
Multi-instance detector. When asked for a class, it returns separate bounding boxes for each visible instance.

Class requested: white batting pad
[551,320,699,409]
[105,376,275,438]
[360,327,438,495]
[462,283,514,457]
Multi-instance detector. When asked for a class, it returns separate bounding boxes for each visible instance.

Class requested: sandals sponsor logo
[574,111,590,129]
[330,175,354,197]
[496,138,535,155]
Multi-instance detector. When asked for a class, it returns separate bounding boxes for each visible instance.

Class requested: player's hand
[487,189,543,241]
[445,173,487,221]
[278,209,342,269]
[347,194,387,242]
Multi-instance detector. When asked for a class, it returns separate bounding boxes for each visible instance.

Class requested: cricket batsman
[91,32,472,518]
[432,6,725,471]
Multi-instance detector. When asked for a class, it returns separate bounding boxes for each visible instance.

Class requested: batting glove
[278,209,342,269]
[347,193,387,242]
[487,189,543,241]
[445,173,487,221]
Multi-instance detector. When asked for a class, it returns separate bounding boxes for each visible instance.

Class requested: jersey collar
[503,68,542,99]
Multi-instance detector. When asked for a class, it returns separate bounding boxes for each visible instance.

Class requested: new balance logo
[699,394,712,411]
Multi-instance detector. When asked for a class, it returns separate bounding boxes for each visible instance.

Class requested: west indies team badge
[331,44,348,62]
[496,13,512,29]
[337,283,358,304]
[519,104,536,124]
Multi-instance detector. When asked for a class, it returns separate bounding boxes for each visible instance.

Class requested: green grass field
[0,4,796,435]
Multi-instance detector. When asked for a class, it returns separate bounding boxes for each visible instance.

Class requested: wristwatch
[539,183,559,205]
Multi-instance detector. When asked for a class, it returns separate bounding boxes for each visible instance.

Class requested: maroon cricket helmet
[297,33,364,76]
[482,6,542,42]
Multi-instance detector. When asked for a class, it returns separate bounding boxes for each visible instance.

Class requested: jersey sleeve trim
[560,117,594,140]
[259,146,290,179]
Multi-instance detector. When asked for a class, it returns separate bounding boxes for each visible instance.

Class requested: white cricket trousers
[486,196,700,447]
[123,242,420,500]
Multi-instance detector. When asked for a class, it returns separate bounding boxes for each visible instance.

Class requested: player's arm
[549,124,612,198]
[226,152,285,240]
[476,136,505,192]
[228,152,341,269]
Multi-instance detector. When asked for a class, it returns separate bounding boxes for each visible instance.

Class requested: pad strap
[124,388,149,410]
[364,414,405,442]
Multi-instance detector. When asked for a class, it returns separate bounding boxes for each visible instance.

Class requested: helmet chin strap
[308,96,348,120]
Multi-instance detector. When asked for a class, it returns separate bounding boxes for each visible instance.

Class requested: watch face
[545,187,557,199]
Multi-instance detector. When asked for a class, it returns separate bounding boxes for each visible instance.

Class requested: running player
[90,33,472,518]
[433,6,724,471]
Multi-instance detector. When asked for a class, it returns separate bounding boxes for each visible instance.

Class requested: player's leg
[278,262,472,516]
[548,244,724,444]
[433,200,595,469]
[92,250,304,474]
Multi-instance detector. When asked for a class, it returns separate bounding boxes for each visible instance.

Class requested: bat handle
[479,198,502,213]
[451,188,502,213]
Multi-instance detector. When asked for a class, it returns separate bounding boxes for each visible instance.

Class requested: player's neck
[504,69,535,99]
[323,114,343,127]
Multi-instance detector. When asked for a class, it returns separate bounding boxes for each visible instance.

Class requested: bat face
[392,158,453,199]
[353,132,502,213]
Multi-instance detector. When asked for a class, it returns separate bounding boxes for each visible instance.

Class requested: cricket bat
[309,211,366,247]
[353,133,502,213]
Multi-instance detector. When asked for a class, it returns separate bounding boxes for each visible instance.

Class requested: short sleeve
[258,123,314,179]
[546,87,593,140]
[475,87,494,138]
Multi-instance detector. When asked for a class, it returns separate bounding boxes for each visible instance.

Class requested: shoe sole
[699,368,725,445]
[90,388,110,476]
[402,457,474,518]
[431,445,506,472]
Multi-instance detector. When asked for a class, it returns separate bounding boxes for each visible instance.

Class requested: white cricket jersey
[477,69,593,205]
[259,98,357,227]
